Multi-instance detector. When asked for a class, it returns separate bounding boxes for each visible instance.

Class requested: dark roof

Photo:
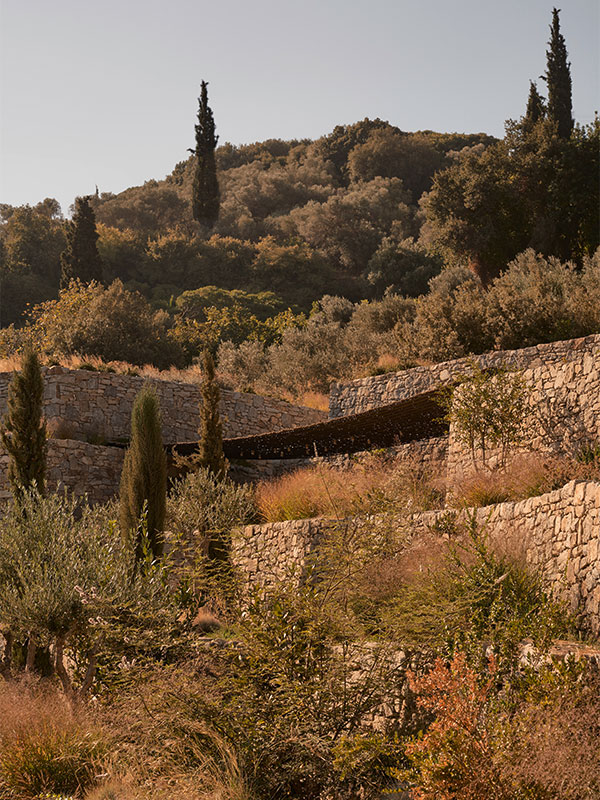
[172,388,448,460]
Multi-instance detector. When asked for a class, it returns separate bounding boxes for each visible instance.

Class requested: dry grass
[498,674,600,799]
[0,354,208,385]
[91,666,252,800]
[279,389,329,411]
[0,679,108,799]
[0,672,253,800]
[449,452,600,509]
[255,456,445,522]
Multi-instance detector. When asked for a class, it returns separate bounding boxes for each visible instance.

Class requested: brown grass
[0,672,252,800]
[0,679,108,799]
[91,666,252,800]
[0,354,208,384]
[279,389,329,411]
[449,452,600,509]
[255,456,445,522]
[498,674,600,799]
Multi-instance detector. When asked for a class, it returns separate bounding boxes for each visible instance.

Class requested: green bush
[3,279,186,369]
[380,516,574,665]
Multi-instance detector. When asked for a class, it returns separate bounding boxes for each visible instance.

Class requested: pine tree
[543,7,573,139]
[1,349,47,500]
[60,195,103,287]
[119,387,167,564]
[189,81,220,228]
[198,350,226,479]
[523,81,545,130]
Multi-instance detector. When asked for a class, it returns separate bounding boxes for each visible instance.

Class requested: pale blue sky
[1,0,598,214]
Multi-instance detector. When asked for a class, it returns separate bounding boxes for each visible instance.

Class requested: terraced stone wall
[232,480,600,634]
[447,339,600,478]
[0,367,325,445]
[329,334,600,418]
[0,439,124,506]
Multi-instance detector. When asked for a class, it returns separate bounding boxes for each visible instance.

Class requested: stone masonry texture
[232,480,600,635]
[0,366,325,445]
[329,333,600,418]
[0,439,124,506]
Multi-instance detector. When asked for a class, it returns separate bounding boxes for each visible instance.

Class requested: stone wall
[447,341,600,479]
[329,334,600,418]
[0,367,325,445]
[232,479,600,634]
[230,436,448,483]
[0,439,124,506]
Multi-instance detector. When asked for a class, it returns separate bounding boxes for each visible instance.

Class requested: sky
[1,0,598,215]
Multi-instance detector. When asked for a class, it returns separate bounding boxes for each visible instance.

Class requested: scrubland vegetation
[0,474,597,799]
[1,8,599,798]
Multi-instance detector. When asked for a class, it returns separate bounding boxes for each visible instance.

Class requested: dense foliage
[190,81,220,228]
[119,387,167,563]
[60,195,104,287]
[0,349,47,500]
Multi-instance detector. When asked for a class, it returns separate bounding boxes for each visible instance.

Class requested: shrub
[498,666,600,798]
[392,653,506,800]
[382,517,574,662]
[396,249,600,365]
[119,386,167,563]
[442,363,530,470]
[0,491,185,700]
[200,582,401,799]
[17,280,185,369]
[394,654,600,800]
[168,468,255,616]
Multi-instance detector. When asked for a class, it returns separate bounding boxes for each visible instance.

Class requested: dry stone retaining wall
[447,340,600,478]
[0,367,325,445]
[232,479,600,634]
[329,334,600,418]
[0,439,124,506]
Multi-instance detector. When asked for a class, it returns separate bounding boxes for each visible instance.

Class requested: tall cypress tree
[523,81,545,130]
[543,8,573,139]
[189,82,220,228]
[60,195,103,287]
[119,387,167,564]
[198,350,226,479]
[1,349,47,500]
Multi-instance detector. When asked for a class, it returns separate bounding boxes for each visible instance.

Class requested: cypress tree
[189,81,220,228]
[543,8,573,139]
[523,81,545,130]
[1,349,47,501]
[60,195,103,287]
[119,387,167,564]
[198,350,226,479]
